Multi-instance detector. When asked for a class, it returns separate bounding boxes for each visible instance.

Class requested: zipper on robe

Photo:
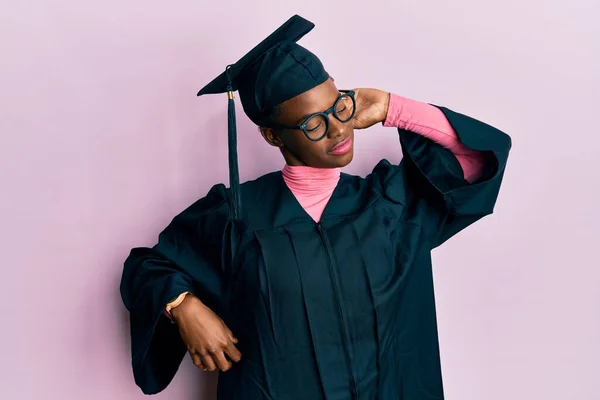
[317,223,359,399]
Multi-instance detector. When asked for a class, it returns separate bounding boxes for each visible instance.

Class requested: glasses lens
[334,94,355,123]
[303,114,328,140]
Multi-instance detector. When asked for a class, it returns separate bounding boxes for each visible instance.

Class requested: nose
[326,115,346,139]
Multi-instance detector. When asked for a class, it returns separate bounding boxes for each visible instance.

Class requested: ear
[260,127,285,148]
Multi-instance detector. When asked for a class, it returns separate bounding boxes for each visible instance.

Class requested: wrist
[170,294,208,323]
[170,293,194,322]
[380,92,391,124]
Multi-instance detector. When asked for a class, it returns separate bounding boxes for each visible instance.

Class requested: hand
[351,88,391,130]
[171,294,242,372]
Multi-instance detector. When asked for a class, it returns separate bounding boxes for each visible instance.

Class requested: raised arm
[383,93,487,183]
[353,87,511,248]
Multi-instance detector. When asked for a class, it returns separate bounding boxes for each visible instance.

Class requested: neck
[281,164,340,222]
[282,164,341,193]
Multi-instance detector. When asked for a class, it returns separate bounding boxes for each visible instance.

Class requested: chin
[333,151,354,168]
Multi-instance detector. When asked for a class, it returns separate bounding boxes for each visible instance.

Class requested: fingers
[225,327,238,344]
[225,342,242,363]
[192,342,241,373]
[191,353,207,371]
[200,353,218,372]
[212,350,233,372]
[188,325,241,373]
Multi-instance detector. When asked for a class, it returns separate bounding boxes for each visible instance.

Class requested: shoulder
[239,170,283,207]
[179,171,280,217]
[159,183,232,237]
[363,158,410,205]
[181,183,230,217]
[240,170,281,193]
[154,183,232,252]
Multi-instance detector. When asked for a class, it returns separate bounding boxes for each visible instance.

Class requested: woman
[120,15,511,400]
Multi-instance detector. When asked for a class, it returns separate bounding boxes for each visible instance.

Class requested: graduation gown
[120,106,511,399]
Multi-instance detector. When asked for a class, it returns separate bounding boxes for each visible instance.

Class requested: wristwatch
[164,291,190,318]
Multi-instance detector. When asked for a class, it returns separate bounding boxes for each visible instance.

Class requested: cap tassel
[225,66,241,219]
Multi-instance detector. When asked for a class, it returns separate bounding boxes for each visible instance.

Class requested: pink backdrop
[1,1,599,399]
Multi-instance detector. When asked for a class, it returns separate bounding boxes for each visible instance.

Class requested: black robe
[120,106,511,399]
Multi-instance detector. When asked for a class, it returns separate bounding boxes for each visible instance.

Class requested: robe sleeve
[119,183,231,394]
[382,93,487,183]
[377,103,512,249]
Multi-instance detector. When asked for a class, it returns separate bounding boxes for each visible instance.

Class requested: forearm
[383,93,486,183]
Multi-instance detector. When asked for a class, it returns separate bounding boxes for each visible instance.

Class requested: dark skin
[172,295,241,372]
[172,79,391,373]
[260,78,391,168]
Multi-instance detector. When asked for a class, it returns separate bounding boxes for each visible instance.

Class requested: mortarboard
[197,14,329,219]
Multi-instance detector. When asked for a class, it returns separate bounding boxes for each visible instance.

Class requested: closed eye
[307,123,322,132]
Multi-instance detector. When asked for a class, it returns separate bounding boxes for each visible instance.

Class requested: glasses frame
[267,90,356,142]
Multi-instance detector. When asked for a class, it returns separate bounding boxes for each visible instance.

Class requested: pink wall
[1,1,599,399]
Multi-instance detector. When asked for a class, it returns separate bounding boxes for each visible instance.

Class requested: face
[260,78,355,168]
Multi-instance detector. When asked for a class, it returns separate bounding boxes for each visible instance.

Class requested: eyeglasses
[267,90,356,142]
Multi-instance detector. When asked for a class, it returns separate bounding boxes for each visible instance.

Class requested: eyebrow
[294,113,314,125]
[293,89,342,124]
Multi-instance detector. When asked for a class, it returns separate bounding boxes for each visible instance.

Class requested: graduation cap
[197,14,329,219]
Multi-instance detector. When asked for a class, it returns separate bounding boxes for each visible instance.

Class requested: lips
[329,137,353,155]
